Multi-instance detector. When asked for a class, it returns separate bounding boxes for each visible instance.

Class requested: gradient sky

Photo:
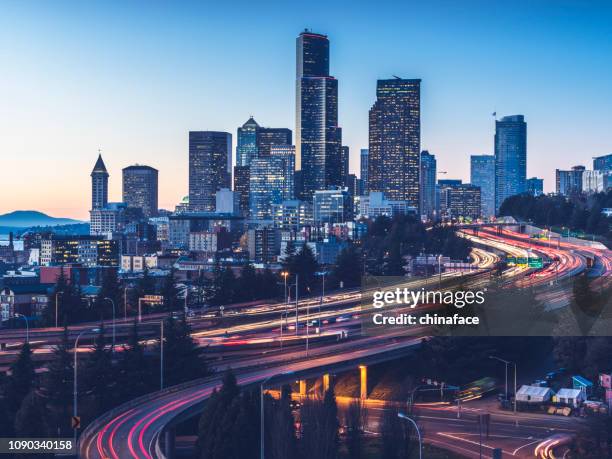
[1,0,611,219]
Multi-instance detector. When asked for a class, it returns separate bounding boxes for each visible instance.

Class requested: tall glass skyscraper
[122,165,159,217]
[470,155,495,218]
[360,149,369,195]
[494,115,527,213]
[236,117,259,167]
[368,78,421,208]
[189,131,232,212]
[249,145,295,220]
[296,30,342,200]
[420,150,437,220]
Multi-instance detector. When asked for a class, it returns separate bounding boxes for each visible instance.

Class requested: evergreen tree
[291,244,319,295]
[0,395,14,438]
[95,268,121,321]
[5,342,35,414]
[160,315,209,387]
[82,326,116,418]
[43,326,73,436]
[116,319,154,403]
[331,245,362,288]
[300,388,339,459]
[161,268,181,311]
[237,264,258,302]
[45,267,83,325]
[380,409,403,459]
[269,385,297,459]
[346,400,366,459]
[14,391,49,442]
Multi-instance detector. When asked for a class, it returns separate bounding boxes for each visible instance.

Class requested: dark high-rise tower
[189,131,232,212]
[494,115,527,213]
[470,155,495,218]
[296,30,342,200]
[368,78,421,208]
[122,165,159,217]
[420,150,437,220]
[91,154,109,210]
[360,149,369,195]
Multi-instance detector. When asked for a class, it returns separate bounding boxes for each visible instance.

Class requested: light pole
[15,313,29,344]
[288,275,299,336]
[490,355,517,416]
[123,287,132,320]
[316,271,328,333]
[104,297,116,354]
[55,292,63,328]
[73,328,99,444]
[160,319,164,390]
[397,412,422,459]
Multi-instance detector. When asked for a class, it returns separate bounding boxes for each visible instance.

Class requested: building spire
[91,150,108,175]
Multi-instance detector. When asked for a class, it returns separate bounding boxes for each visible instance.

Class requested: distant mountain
[0,210,83,228]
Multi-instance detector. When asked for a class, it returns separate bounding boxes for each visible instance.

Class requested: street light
[315,271,328,332]
[14,313,29,344]
[73,328,100,444]
[288,275,299,336]
[104,297,116,354]
[489,355,517,416]
[397,412,422,459]
[55,292,63,328]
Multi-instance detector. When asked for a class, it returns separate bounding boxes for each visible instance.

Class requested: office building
[420,150,437,220]
[556,166,585,196]
[122,165,158,217]
[582,170,609,194]
[495,115,527,213]
[215,188,239,214]
[360,148,369,195]
[189,131,232,212]
[257,127,292,156]
[236,117,259,167]
[296,30,342,199]
[249,146,295,220]
[40,235,118,267]
[247,227,281,264]
[90,202,127,236]
[340,146,350,186]
[91,154,109,210]
[593,154,612,172]
[526,177,544,196]
[470,155,495,218]
[439,182,481,220]
[313,188,353,225]
[233,165,250,217]
[272,200,313,230]
[359,191,416,219]
[368,78,421,209]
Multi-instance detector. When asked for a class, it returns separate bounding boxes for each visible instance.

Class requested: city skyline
[2,1,612,218]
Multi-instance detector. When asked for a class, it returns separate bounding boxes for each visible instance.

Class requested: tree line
[0,315,209,456]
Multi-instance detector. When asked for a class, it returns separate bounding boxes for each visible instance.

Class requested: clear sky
[1,0,611,219]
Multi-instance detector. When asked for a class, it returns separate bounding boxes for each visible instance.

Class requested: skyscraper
[360,149,369,195]
[236,117,259,167]
[122,165,158,217]
[420,150,437,220]
[233,165,250,217]
[340,145,350,186]
[249,145,295,220]
[296,30,342,200]
[189,131,232,212]
[91,154,109,211]
[593,154,612,172]
[368,78,421,209]
[494,115,527,213]
[470,155,495,218]
[257,127,292,156]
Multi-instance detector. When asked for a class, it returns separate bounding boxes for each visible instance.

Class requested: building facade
[360,148,369,195]
[249,146,295,220]
[188,131,232,212]
[439,183,481,220]
[420,150,437,220]
[91,154,109,211]
[296,30,342,200]
[556,166,585,196]
[526,177,544,196]
[368,78,421,209]
[470,155,495,218]
[122,165,158,217]
[313,188,353,225]
[494,115,527,213]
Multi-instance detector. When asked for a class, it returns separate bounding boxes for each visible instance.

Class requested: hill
[0,210,83,228]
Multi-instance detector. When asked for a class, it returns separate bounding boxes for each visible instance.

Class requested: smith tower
[91,153,109,210]
[295,30,342,200]
[368,78,421,208]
